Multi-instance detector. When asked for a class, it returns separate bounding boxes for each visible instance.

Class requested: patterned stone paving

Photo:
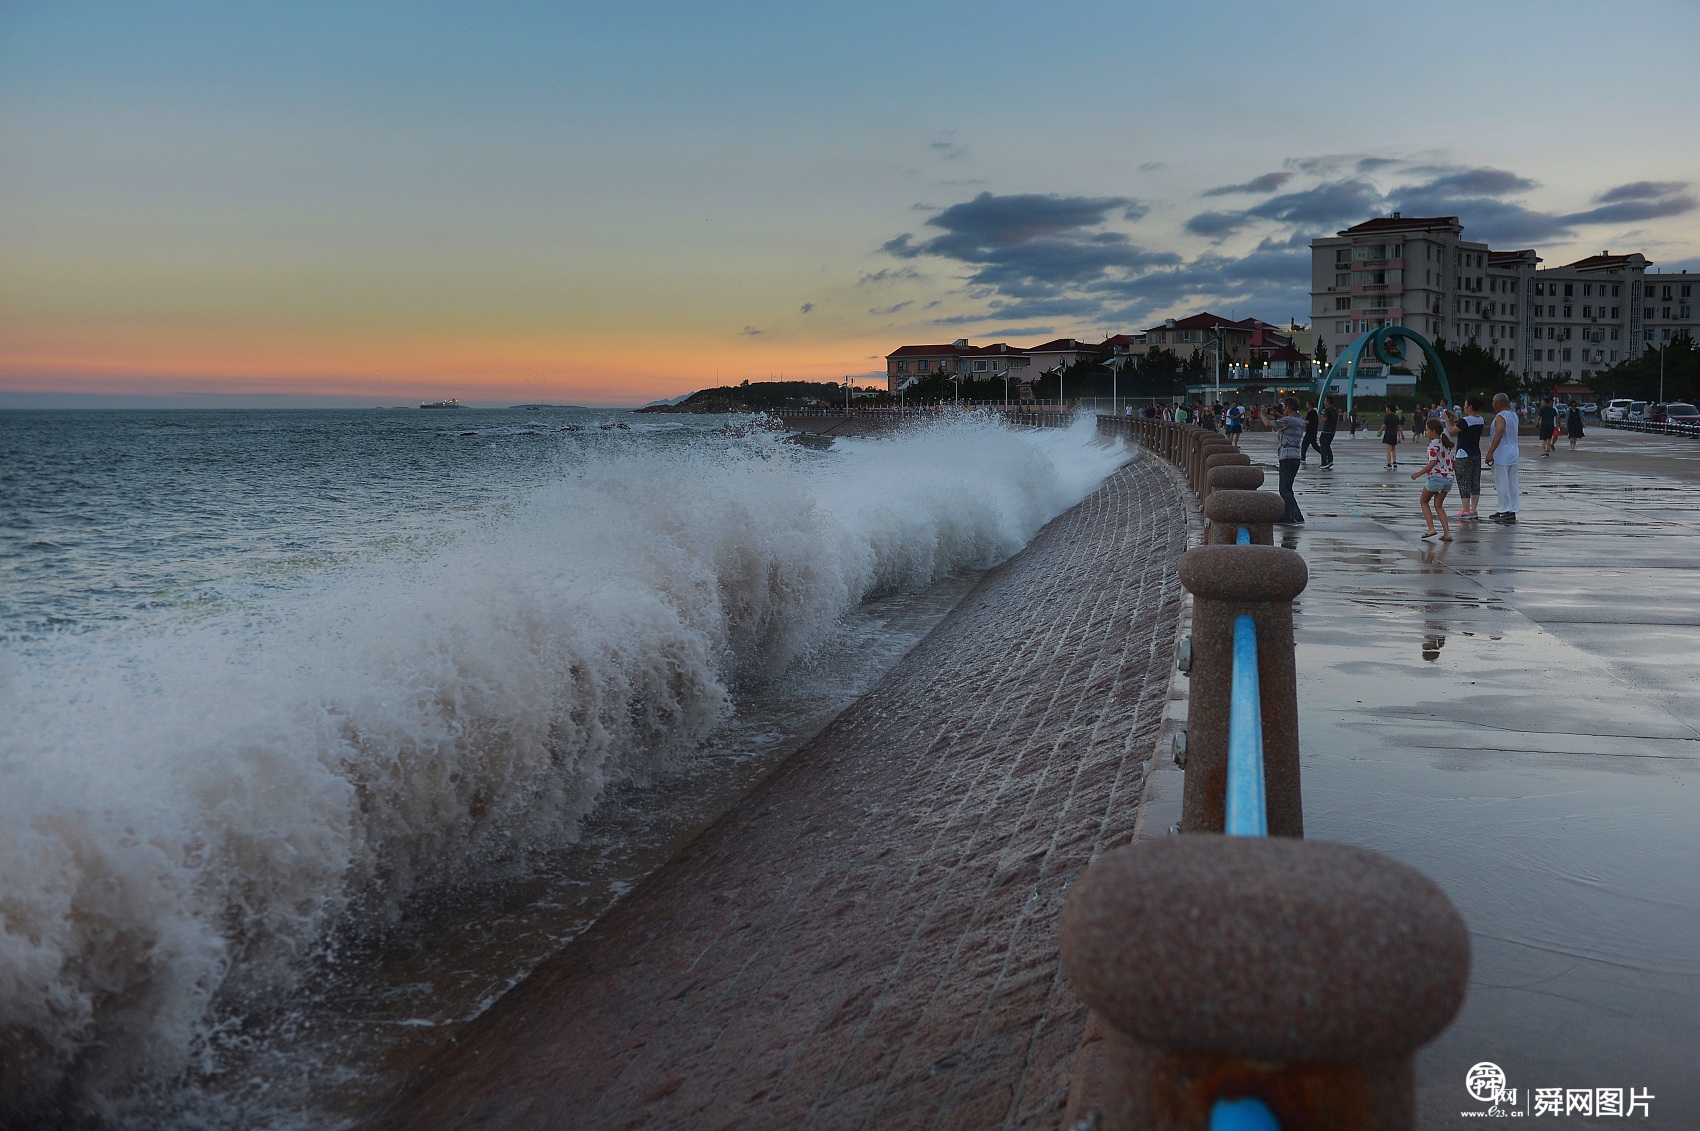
[371,453,1190,1131]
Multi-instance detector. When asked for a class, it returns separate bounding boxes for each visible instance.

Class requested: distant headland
[636,381,880,414]
[510,403,593,410]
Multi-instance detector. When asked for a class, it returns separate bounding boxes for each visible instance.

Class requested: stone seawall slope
[369,453,1190,1131]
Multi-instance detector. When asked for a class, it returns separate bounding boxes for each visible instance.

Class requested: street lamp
[1048,363,1066,412]
[1104,355,1129,416]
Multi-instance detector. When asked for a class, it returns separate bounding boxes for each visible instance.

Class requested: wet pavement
[1246,426,1700,1127]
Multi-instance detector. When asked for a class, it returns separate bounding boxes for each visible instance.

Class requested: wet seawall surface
[369,454,1190,1130]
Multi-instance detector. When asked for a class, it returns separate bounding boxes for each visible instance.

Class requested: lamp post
[1002,365,1013,409]
[1049,363,1066,413]
[1105,355,1128,416]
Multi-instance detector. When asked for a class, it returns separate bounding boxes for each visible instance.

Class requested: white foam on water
[0,413,1126,1124]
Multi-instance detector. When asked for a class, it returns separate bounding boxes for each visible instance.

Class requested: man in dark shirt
[1300,402,1320,463]
[1538,398,1558,457]
[1319,396,1340,468]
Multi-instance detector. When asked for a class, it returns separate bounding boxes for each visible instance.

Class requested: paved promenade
[1245,425,1700,1126]
[372,455,1190,1130]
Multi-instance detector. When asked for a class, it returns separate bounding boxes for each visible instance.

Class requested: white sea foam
[0,414,1126,1121]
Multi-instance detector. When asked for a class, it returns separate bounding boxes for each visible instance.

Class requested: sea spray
[0,413,1126,1122]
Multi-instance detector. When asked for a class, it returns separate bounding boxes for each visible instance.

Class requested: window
[1335,297,1351,310]
[896,361,908,372]
[1584,283,1593,297]
[1510,349,1516,362]
[1662,285,1673,301]
[1612,285,1620,297]
[1683,306,1693,319]
[1390,244,1402,258]
[1335,272,1350,286]
[1563,348,1573,361]
[975,360,986,371]
[1663,307,1672,319]
[1584,305,1593,318]
[1563,305,1572,318]
[1536,282,1545,295]
[1684,285,1693,298]
[1336,249,1350,265]
[1610,328,1619,340]
[1547,349,1555,361]
[1612,306,1620,318]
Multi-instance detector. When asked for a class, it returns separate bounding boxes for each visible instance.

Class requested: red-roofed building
[1143,313,1253,368]
[883,339,1031,393]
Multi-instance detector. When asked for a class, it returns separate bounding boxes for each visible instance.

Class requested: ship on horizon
[420,399,465,409]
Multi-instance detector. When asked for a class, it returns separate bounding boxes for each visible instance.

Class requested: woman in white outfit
[1482,392,1521,523]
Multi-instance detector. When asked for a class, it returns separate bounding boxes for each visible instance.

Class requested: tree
[1422,338,1514,403]
[1132,346,1186,397]
[1314,337,1329,371]
[1594,336,1699,403]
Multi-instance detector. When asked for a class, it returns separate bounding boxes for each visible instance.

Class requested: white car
[1603,398,1635,422]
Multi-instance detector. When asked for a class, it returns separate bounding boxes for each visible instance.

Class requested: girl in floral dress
[1410,417,1456,541]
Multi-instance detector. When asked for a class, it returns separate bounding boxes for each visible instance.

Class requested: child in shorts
[1411,417,1455,541]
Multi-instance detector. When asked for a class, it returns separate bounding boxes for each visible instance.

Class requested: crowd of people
[1132,392,1592,535]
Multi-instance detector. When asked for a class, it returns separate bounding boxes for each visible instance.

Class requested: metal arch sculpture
[1312,325,1450,413]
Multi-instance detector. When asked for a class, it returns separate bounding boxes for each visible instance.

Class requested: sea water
[0,407,1125,1127]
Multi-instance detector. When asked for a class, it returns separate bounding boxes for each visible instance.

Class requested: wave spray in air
[0,413,1126,1124]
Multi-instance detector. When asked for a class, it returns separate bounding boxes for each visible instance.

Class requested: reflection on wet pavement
[1250,429,1700,1127]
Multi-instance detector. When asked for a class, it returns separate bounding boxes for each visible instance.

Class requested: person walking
[1349,407,1360,437]
[1300,401,1320,463]
[1381,402,1405,469]
[1411,417,1456,541]
[1225,400,1244,448]
[1484,392,1521,523]
[1567,400,1585,450]
[1275,398,1306,525]
[1319,396,1340,468]
[1538,397,1558,457]
[1454,395,1485,520]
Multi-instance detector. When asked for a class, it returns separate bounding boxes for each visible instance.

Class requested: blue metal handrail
[1225,613,1267,836]
[1212,1095,1280,1130]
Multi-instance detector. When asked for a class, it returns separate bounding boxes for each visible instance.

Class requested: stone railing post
[1060,836,1470,1130]
[1191,438,1234,496]
[1176,544,1305,836]
[1200,451,1251,505]
[1203,486,1283,545]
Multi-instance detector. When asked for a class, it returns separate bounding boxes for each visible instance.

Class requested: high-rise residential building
[1310,214,1535,397]
[1638,269,1699,354]
[1527,253,1647,384]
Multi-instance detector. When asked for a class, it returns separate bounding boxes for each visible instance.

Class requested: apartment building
[1143,312,1253,365]
[1526,253,1647,383]
[1311,214,1537,395]
[884,339,1029,392]
[1640,269,1699,352]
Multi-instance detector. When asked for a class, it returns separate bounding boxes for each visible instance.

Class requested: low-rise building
[884,339,1030,393]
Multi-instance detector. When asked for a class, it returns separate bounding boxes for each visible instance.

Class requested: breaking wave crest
[0,414,1126,1122]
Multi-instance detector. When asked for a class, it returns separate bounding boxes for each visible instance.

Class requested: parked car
[1580,402,1598,417]
[1603,398,1635,422]
[1628,401,1650,421]
[1648,403,1700,426]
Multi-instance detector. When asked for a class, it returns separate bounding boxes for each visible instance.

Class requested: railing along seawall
[1057,417,1472,1131]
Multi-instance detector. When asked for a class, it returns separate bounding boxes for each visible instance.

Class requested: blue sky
[4,0,1699,402]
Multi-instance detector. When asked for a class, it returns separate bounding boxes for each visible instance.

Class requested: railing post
[1176,545,1306,836]
[1201,451,1252,506]
[1060,836,1470,1130]
[1203,486,1282,545]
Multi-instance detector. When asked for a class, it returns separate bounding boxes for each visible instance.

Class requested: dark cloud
[929,140,967,161]
[870,301,914,316]
[741,325,764,336]
[1400,167,1536,197]
[1184,210,1254,239]
[1201,171,1293,197]
[1247,179,1386,227]
[799,302,815,314]
[1596,180,1688,204]
[1356,157,1400,172]
[1564,195,1698,226]
[856,266,923,286]
[1138,161,1167,172]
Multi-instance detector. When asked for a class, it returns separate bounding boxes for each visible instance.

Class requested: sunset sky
[5,0,1700,406]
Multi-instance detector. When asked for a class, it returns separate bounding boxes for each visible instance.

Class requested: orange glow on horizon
[0,327,893,404]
